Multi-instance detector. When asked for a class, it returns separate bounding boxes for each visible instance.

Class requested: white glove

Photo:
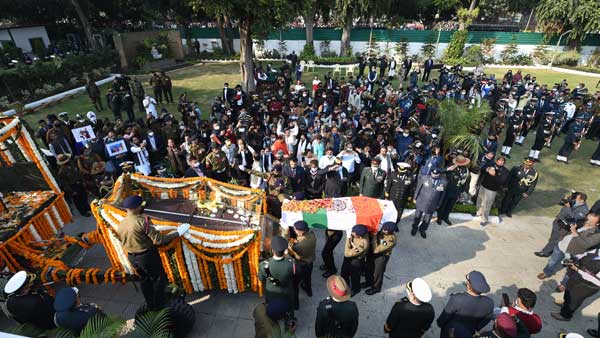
[177,223,191,236]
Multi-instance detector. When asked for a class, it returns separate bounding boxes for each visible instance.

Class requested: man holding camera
[552,247,600,321]
[535,192,589,258]
[537,213,600,282]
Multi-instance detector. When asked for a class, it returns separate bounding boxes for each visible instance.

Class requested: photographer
[253,298,296,338]
[498,288,542,335]
[537,213,600,282]
[535,192,589,257]
[551,247,600,321]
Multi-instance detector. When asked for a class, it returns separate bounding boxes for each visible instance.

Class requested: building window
[29,37,46,57]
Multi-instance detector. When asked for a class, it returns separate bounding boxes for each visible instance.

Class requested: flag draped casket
[280,196,397,233]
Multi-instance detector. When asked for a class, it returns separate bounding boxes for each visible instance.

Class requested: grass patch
[23,62,600,217]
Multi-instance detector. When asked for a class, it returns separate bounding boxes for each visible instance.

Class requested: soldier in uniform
[528,112,554,162]
[500,157,538,217]
[436,271,494,338]
[287,220,317,309]
[386,162,415,226]
[384,278,435,338]
[203,143,231,182]
[253,298,295,338]
[556,114,586,163]
[247,164,289,217]
[161,118,179,145]
[54,287,104,335]
[516,101,536,146]
[436,155,470,226]
[258,236,295,312]
[149,72,163,103]
[315,275,359,338]
[500,108,523,158]
[3,271,55,330]
[364,222,397,295]
[341,224,369,296]
[412,168,447,238]
[359,158,386,198]
[114,195,189,310]
[56,154,92,217]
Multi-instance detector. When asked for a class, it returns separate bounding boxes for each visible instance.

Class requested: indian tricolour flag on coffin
[280,196,397,234]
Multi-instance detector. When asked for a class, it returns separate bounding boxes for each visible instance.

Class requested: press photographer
[537,212,600,285]
[551,246,600,321]
[535,192,589,258]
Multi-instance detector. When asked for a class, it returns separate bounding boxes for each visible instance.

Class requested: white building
[0,25,51,55]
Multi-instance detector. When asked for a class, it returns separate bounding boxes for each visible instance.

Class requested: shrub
[299,44,316,60]
[444,30,468,60]
[480,38,496,63]
[588,48,600,67]
[395,38,409,58]
[500,43,519,64]
[463,45,483,64]
[421,42,436,59]
[552,50,580,66]
[532,45,549,64]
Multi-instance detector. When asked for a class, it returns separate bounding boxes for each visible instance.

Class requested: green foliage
[8,323,45,337]
[319,40,335,57]
[278,40,288,56]
[499,42,533,65]
[464,45,483,64]
[0,49,116,106]
[131,308,173,338]
[395,38,409,58]
[532,45,550,64]
[365,35,380,58]
[457,7,480,27]
[135,32,172,69]
[311,56,356,64]
[480,38,496,63]
[443,30,468,61]
[420,42,436,59]
[536,0,600,41]
[588,48,600,68]
[299,43,317,60]
[551,49,581,66]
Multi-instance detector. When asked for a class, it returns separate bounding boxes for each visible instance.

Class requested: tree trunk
[339,7,353,57]
[304,8,316,49]
[459,0,478,30]
[70,0,97,51]
[216,15,232,55]
[239,20,255,92]
[223,15,235,55]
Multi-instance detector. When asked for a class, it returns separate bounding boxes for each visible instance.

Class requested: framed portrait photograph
[105,140,128,157]
[72,126,96,143]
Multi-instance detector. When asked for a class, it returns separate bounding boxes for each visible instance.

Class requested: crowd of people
[26,53,600,337]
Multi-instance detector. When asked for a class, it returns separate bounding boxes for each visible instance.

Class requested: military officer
[500,157,538,217]
[386,162,415,225]
[515,98,537,146]
[436,271,494,338]
[3,271,55,330]
[436,155,470,226]
[258,236,295,311]
[54,287,104,335]
[528,112,554,161]
[500,109,523,158]
[287,221,317,309]
[412,168,447,238]
[253,298,295,338]
[384,278,435,337]
[341,224,369,296]
[247,164,290,218]
[315,275,359,338]
[320,227,344,278]
[556,114,586,163]
[364,222,397,295]
[114,195,190,310]
[202,142,230,182]
[359,158,386,198]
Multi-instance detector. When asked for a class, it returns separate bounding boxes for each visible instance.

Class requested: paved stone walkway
[2,212,599,337]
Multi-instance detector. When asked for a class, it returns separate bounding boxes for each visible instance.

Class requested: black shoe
[587,329,600,338]
[443,218,452,225]
[365,288,380,295]
[300,283,313,297]
[351,289,360,297]
[322,270,335,278]
[534,251,550,258]
[506,211,512,218]
[411,228,418,236]
[360,282,370,289]
[419,230,427,239]
[436,218,442,225]
[319,264,328,271]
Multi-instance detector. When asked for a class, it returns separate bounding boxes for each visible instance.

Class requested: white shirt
[318,155,336,169]
[250,161,264,189]
[143,97,158,118]
[337,150,361,173]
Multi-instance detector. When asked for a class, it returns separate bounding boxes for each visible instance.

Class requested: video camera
[557,217,586,231]
[561,257,580,267]
[559,191,580,207]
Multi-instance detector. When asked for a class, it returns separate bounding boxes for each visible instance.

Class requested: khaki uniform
[341,235,369,293]
[366,232,396,291]
[115,213,177,309]
[290,231,317,308]
[253,303,289,338]
[115,214,177,253]
[291,231,317,264]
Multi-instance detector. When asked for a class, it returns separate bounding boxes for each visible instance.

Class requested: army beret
[381,221,398,232]
[352,224,368,236]
[266,298,290,320]
[466,270,490,293]
[294,220,309,231]
[122,195,143,209]
[271,236,288,252]
[54,287,79,312]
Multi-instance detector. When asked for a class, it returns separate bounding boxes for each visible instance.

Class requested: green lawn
[22,62,600,217]
[483,66,600,92]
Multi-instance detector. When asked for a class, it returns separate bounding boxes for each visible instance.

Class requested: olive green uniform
[315,297,359,338]
[365,232,396,291]
[341,235,369,293]
[258,257,295,311]
[252,303,291,338]
[289,231,317,308]
[203,150,230,182]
